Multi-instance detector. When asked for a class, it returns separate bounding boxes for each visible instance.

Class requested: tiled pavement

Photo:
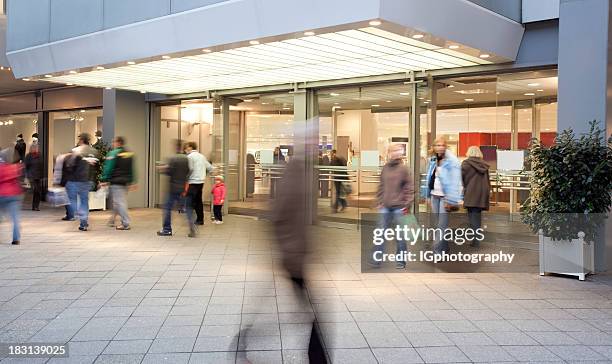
[0,208,611,363]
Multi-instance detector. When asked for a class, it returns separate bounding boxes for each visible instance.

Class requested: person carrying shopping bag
[371,144,415,269]
[424,137,462,254]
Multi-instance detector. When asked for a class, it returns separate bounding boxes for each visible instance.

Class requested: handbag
[47,187,69,207]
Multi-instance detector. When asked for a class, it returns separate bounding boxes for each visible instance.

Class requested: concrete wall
[6,0,231,51]
[467,0,521,22]
[103,89,149,208]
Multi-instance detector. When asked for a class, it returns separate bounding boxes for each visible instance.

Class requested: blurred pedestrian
[184,142,213,225]
[54,153,75,220]
[373,144,415,269]
[424,137,462,253]
[0,148,23,245]
[24,144,43,211]
[270,126,327,364]
[211,175,226,224]
[101,136,135,230]
[270,146,286,199]
[330,149,348,212]
[14,134,26,163]
[65,133,99,231]
[157,140,194,237]
[462,146,490,247]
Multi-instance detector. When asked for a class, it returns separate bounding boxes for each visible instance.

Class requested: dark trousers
[466,207,483,230]
[333,181,347,211]
[188,183,204,223]
[213,205,223,221]
[31,179,41,209]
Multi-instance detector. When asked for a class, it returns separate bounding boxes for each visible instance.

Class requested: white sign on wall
[497,150,525,171]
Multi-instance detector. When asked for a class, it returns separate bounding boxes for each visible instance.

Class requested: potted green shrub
[522,120,612,280]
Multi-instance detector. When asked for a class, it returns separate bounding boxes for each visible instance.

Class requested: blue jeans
[66,181,92,227]
[0,195,21,242]
[373,207,407,265]
[431,195,449,253]
[162,191,194,233]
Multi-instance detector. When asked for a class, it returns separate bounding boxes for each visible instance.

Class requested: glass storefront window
[0,113,38,161]
[48,108,103,182]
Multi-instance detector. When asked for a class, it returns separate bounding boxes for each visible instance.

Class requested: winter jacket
[102,147,135,186]
[212,182,226,205]
[14,139,26,163]
[0,163,22,197]
[24,152,43,180]
[461,157,491,210]
[376,159,414,209]
[66,145,99,183]
[165,154,190,194]
[424,150,463,205]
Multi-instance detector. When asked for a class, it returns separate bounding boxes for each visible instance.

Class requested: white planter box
[539,232,594,281]
[88,191,107,211]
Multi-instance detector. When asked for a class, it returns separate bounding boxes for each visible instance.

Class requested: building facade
[3,0,611,269]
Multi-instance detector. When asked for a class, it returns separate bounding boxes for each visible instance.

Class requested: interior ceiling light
[69,70,78,74]
[371,104,380,107]
[464,98,474,102]
[449,45,459,49]
[96,66,105,70]
[41,27,497,94]
[162,55,171,59]
[399,92,410,95]
[330,93,340,96]
[22,78,30,81]
[528,83,540,86]
[202,49,211,53]
[249,40,260,45]
[524,92,535,96]
[369,20,381,26]
[412,34,424,39]
[127,61,136,65]
[304,31,315,36]
[479,54,490,58]
[536,89,544,92]
[44,74,52,78]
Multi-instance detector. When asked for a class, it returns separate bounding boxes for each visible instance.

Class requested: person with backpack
[101,136,135,230]
[65,133,99,231]
[0,148,23,245]
[211,176,226,224]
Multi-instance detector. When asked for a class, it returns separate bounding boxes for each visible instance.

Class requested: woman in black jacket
[461,146,491,247]
[25,144,43,211]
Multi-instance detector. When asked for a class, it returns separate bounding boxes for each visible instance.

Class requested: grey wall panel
[104,0,171,29]
[42,87,103,110]
[50,0,103,41]
[171,0,229,13]
[467,0,521,23]
[6,0,50,51]
[0,93,37,114]
[515,20,558,66]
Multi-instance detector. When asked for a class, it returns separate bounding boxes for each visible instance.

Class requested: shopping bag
[47,187,69,207]
[94,185,109,200]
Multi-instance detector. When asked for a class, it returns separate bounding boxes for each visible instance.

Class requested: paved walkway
[0,208,611,363]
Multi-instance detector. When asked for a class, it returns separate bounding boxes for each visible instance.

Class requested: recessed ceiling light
[105,87,112,90]
[371,104,380,107]
[140,90,146,94]
[385,100,392,103]
[536,89,544,92]
[282,107,291,110]
[202,49,211,53]
[249,40,260,45]
[369,20,381,26]
[244,99,253,102]
[447,85,455,88]
[96,66,105,70]
[261,102,269,105]
[399,92,410,96]
[22,78,30,81]
[334,102,340,105]
[127,61,136,65]
[545,128,550,131]
[423,101,430,104]
[464,98,474,102]
[524,92,535,96]
[69,70,78,74]
[44,74,52,78]
[479,54,490,58]
[418,97,424,100]
[66,83,74,86]
[503,113,510,116]
[162,55,171,59]
[304,31,315,36]
[330,93,340,96]
[412,34,424,39]
[449,45,460,49]
[80,110,85,113]
[528,83,540,87]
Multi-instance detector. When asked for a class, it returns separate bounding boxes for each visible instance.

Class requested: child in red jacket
[211,176,226,224]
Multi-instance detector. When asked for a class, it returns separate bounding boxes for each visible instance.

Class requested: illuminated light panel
[42,28,498,94]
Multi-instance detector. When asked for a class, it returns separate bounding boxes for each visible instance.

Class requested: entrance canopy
[8,0,524,94]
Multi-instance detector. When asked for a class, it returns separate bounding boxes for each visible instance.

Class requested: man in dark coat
[461,146,491,247]
[14,134,26,163]
[24,144,43,211]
